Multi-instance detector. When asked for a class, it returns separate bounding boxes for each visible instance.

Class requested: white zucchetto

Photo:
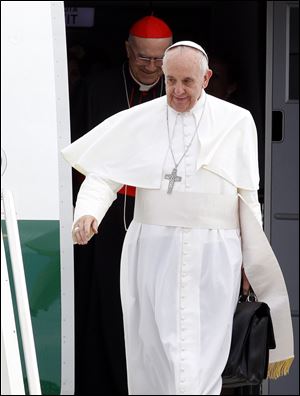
[165,40,208,60]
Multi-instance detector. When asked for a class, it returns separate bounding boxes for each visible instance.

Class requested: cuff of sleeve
[73,174,118,227]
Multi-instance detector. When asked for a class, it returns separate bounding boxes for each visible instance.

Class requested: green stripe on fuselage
[2,220,61,395]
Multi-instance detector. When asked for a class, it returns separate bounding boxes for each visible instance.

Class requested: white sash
[134,189,239,229]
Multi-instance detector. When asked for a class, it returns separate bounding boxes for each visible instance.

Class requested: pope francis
[62,41,294,395]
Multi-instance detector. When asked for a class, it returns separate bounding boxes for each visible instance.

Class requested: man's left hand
[241,267,251,295]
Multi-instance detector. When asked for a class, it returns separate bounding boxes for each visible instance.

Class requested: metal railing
[1,189,41,395]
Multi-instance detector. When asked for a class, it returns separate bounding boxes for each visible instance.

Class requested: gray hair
[162,45,209,76]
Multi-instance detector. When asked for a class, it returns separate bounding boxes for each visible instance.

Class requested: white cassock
[62,92,294,395]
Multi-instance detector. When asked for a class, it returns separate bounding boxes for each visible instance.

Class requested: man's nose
[145,59,158,71]
[174,82,185,95]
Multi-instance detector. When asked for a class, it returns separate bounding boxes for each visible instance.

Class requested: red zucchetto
[129,16,172,38]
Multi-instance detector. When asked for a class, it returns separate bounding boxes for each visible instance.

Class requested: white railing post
[1,189,41,395]
[1,229,25,395]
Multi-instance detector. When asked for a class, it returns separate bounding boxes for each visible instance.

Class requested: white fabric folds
[61,92,259,191]
[238,195,294,367]
[133,189,294,369]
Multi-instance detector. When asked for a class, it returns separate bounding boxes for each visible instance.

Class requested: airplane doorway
[64,1,267,395]
[65,0,267,200]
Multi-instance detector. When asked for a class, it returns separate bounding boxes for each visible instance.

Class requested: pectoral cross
[165,168,182,194]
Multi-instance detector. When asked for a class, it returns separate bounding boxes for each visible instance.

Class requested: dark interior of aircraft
[65,0,267,201]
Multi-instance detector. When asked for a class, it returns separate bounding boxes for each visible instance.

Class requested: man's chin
[171,99,189,112]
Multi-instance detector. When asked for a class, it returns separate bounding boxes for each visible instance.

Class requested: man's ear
[203,69,213,89]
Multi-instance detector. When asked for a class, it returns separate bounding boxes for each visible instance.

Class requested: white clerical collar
[129,67,160,92]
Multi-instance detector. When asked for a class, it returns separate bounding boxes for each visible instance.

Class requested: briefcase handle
[239,289,257,303]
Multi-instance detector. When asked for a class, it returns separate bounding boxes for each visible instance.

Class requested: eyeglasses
[128,44,164,66]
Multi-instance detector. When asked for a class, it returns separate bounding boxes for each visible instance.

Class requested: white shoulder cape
[62,93,259,190]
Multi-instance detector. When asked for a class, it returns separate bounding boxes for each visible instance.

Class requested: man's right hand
[72,215,98,245]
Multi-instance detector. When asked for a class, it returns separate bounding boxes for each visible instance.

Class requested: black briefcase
[222,295,276,388]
